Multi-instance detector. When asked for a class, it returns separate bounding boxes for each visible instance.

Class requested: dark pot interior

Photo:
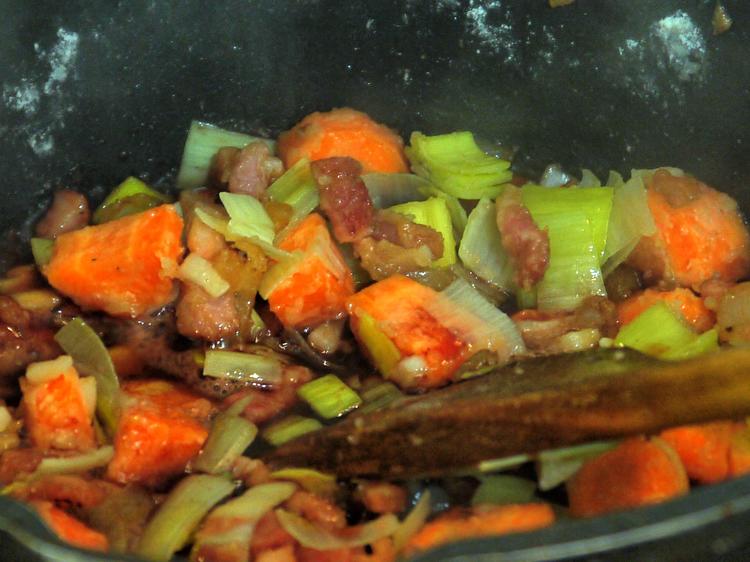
[1,1,750,560]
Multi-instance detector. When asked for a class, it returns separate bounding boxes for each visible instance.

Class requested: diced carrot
[31,500,109,552]
[106,379,212,487]
[660,420,750,484]
[567,436,689,518]
[627,170,750,289]
[358,482,407,514]
[729,424,750,478]
[404,503,555,555]
[347,275,469,389]
[267,213,355,328]
[659,421,737,484]
[617,288,715,332]
[44,204,184,317]
[277,108,409,174]
[107,345,144,378]
[20,363,95,452]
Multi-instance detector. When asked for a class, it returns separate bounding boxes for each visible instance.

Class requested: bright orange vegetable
[31,500,109,552]
[106,379,212,486]
[346,275,469,389]
[20,363,95,452]
[567,436,689,518]
[627,170,750,289]
[44,204,184,317]
[404,503,555,555]
[267,213,355,328]
[660,421,750,484]
[277,108,409,174]
[617,288,715,332]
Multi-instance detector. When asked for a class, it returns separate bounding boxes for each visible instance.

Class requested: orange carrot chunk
[617,288,715,332]
[567,436,689,518]
[346,275,469,390]
[277,108,409,174]
[627,170,750,289]
[660,420,750,484]
[267,213,355,328]
[31,500,109,552]
[106,379,212,487]
[659,422,737,484]
[21,361,95,452]
[405,503,555,555]
[45,204,184,318]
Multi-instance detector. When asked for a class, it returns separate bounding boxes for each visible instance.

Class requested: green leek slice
[263,415,322,447]
[269,468,337,496]
[192,413,257,475]
[30,238,54,267]
[267,158,319,222]
[389,197,457,267]
[93,177,172,224]
[614,302,718,360]
[136,474,234,562]
[203,350,282,385]
[536,440,619,491]
[471,475,536,506]
[54,318,120,437]
[177,120,275,190]
[297,374,362,419]
[179,253,230,298]
[406,131,512,199]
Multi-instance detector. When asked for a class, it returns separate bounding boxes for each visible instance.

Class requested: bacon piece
[371,210,443,258]
[496,185,550,290]
[176,281,241,342]
[35,190,90,239]
[210,142,283,197]
[311,157,374,243]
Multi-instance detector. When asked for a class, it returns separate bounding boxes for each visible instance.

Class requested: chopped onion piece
[192,482,295,560]
[430,278,525,359]
[176,121,275,190]
[55,318,121,438]
[458,197,515,291]
[275,508,399,550]
[203,350,282,385]
[269,468,338,496]
[539,163,571,187]
[393,490,431,552]
[578,169,601,187]
[79,376,97,417]
[602,173,656,274]
[179,254,230,298]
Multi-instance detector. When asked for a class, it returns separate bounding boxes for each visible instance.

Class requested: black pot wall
[2,1,750,560]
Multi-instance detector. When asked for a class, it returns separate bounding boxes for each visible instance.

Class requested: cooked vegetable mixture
[2,107,750,561]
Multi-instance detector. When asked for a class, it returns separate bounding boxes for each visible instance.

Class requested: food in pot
[2,107,750,561]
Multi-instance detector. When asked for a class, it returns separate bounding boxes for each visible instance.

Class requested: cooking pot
[1,1,749,560]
